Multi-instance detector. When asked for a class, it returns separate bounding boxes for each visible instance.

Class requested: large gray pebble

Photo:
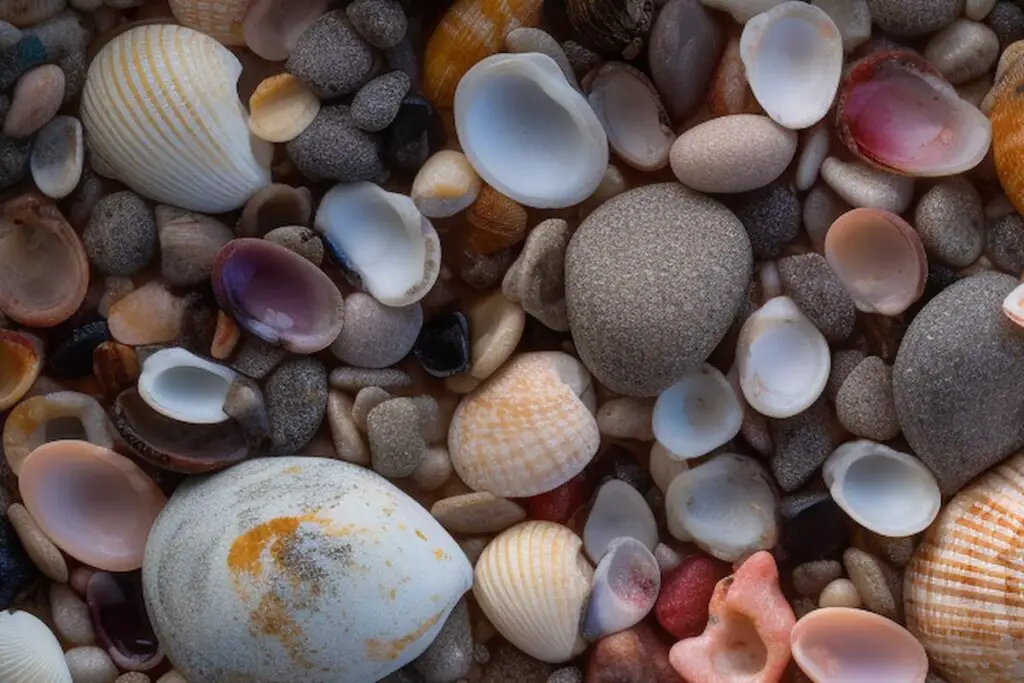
[648,0,722,122]
[286,11,376,98]
[351,71,411,133]
[330,293,422,368]
[82,191,157,276]
[777,253,856,342]
[986,1,1024,49]
[924,19,1000,84]
[346,0,407,49]
[836,356,900,440]
[265,357,329,454]
[286,105,386,183]
[866,0,964,36]
[914,178,984,267]
[721,181,801,259]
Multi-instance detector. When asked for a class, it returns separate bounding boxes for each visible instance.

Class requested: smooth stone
[286,10,376,98]
[7,502,67,582]
[585,623,677,683]
[4,63,63,137]
[465,291,525,381]
[582,538,660,640]
[968,0,998,18]
[843,547,901,620]
[65,646,118,683]
[483,642,554,683]
[326,391,370,466]
[655,554,727,639]
[367,397,427,477]
[795,121,830,191]
[820,157,915,214]
[345,0,406,49]
[813,0,871,51]
[722,181,801,260]
[412,598,472,683]
[50,582,96,646]
[584,479,659,564]
[596,397,655,441]
[777,253,856,342]
[155,206,233,287]
[549,668,583,683]
[0,510,37,609]
[701,0,788,23]
[229,335,287,380]
[331,294,422,369]
[30,113,83,199]
[58,48,84,105]
[649,0,722,121]
[648,442,689,493]
[264,357,328,454]
[914,178,984,267]
[329,366,412,391]
[413,311,470,379]
[431,492,526,535]
[818,578,862,608]
[83,191,157,277]
[827,349,867,402]
[836,356,900,440]
[803,182,850,251]
[777,492,850,565]
[263,225,324,265]
[0,20,18,48]
[502,218,571,332]
[769,400,839,493]
[351,71,411,133]
[286,104,386,183]
[792,560,843,597]
[352,387,391,432]
[155,673,187,683]
[506,27,578,89]
[866,0,964,36]
[924,19,999,84]
[411,446,453,492]
[986,212,1024,274]
[986,2,1024,50]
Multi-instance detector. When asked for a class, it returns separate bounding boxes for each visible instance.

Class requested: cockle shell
[0,611,72,683]
[81,25,272,213]
[454,52,609,209]
[137,347,239,425]
[474,521,594,663]
[905,453,1024,683]
[652,363,743,460]
[448,351,600,497]
[0,329,42,411]
[3,391,113,476]
[168,0,253,45]
[424,0,544,107]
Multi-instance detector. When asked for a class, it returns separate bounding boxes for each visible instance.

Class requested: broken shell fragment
[248,73,320,143]
[582,537,660,641]
[566,0,654,58]
[243,0,330,61]
[652,364,742,460]
[137,348,239,425]
[0,329,43,412]
[86,571,163,671]
[3,391,114,476]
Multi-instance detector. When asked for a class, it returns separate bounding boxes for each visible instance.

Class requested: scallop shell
[0,610,72,683]
[424,0,544,107]
[905,453,1024,683]
[168,0,253,45]
[454,52,609,209]
[474,521,594,663]
[137,347,239,425]
[81,25,272,213]
[3,391,114,476]
[652,363,743,460]
[448,351,601,497]
[740,2,843,130]
[0,329,42,412]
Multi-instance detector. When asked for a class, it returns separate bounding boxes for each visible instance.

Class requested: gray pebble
[770,400,839,492]
[914,177,984,267]
[792,560,843,597]
[647,0,722,121]
[452,242,518,290]
[286,10,376,98]
[156,205,233,288]
[813,0,872,51]
[58,49,84,105]
[329,366,412,391]
[0,21,20,50]
[820,157,915,214]
[50,583,95,646]
[502,218,571,332]
[26,10,90,61]
[924,19,1000,84]
[777,253,856,342]
[0,130,31,191]
[803,182,850,250]
[857,528,917,567]
[286,104,386,183]
[65,646,118,683]
[331,293,422,368]
[346,0,407,49]
[866,0,964,37]
[412,598,472,683]
[384,38,420,92]
[843,547,902,620]
[836,356,900,440]
[547,668,584,683]
[828,349,867,402]
[229,335,287,380]
[113,674,150,683]
[481,642,553,683]
[352,387,393,432]
[722,181,801,259]
[264,357,328,454]
[263,225,324,265]
[986,2,1024,50]
[562,39,603,79]
[351,71,411,133]
[987,212,1024,274]
[367,397,427,477]
[507,27,578,89]
[82,190,157,276]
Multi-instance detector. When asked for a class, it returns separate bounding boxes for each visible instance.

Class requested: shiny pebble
[820,157,915,214]
[4,63,64,138]
[413,311,470,378]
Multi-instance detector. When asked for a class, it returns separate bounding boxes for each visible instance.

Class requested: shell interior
[581,537,660,641]
[652,364,742,460]
[0,611,72,683]
[138,348,237,425]
[586,63,674,171]
[87,571,164,671]
[2,391,114,475]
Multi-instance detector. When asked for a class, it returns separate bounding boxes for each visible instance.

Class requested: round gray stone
[722,180,801,260]
[286,10,376,98]
[82,190,157,276]
[987,212,1024,274]
[330,293,422,369]
[346,0,407,49]
[866,0,964,36]
[351,71,411,133]
[264,357,328,455]
[286,105,386,183]
[914,177,984,267]
[836,356,900,440]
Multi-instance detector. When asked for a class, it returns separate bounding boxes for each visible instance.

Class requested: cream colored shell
[81,24,272,213]
[0,611,72,683]
[905,453,1024,683]
[169,0,253,45]
[474,521,594,663]
[448,351,600,497]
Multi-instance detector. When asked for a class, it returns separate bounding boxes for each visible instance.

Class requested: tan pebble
[820,157,915,214]
[97,277,134,318]
[446,373,482,394]
[411,394,446,444]
[92,341,139,401]
[50,583,96,646]
[210,310,241,360]
[458,536,491,566]
[107,282,187,345]
[65,646,119,683]
[818,578,863,608]
[115,674,152,683]
[4,64,65,138]
[924,19,999,85]
[578,164,628,219]
[412,150,482,219]
[263,225,324,265]
[69,566,93,596]
[155,673,188,683]
[327,390,370,466]
[7,503,68,582]
[431,492,527,534]
[596,397,655,441]
[466,291,526,380]
[649,441,690,493]
[352,386,392,432]
[248,73,320,143]
[843,547,901,620]
[412,445,454,491]
[502,218,571,332]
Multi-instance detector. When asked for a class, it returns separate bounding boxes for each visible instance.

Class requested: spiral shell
[0,611,72,683]
[169,0,253,45]
[81,25,272,213]
[474,521,594,663]
[905,453,1024,683]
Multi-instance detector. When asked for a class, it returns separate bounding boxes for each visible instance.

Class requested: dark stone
[987,212,1024,274]
[49,319,110,379]
[384,95,446,172]
[0,512,38,609]
[0,131,32,192]
[412,311,469,378]
[589,445,654,494]
[987,2,1024,50]
[776,492,850,566]
[720,181,801,259]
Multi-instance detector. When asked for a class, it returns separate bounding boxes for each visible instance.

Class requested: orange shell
[423,0,544,108]
[465,185,529,255]
[168,0,253,45]
[990,53,1024,214]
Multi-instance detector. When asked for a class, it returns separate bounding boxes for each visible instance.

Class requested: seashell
[1002,282,1024,328]
[30,114,84,200]
[824,208,927,316]
[835,50,992,177]
[736,296,830,419]
[585,62,675,171]
[454,53,608,209]
[740,2,843,130]
[211,238,344,353]
[822,440,940,538]
[709,30,760,117]
[581,537,660,640]
[703,0,788,23]
[238,183,313,238]
[168,0,252,45]
[0,329,42,411]
[137,347,239,425]
[248,73,320,144]
[905,452,1024,683]
[566,0,654,59]
[19,440,166,572]
[411,150,483,219]
[665,453,778,562]
[464,185,529,255]
[449,352,601,497]
[583,479,659,563]
[652,363,742,460]
[106,282,187,346]
[210,310,241,360]
[0,194,88,328]
[81,25,273,213]
[423,0,543,107]
[0,610,72,683]
[315,182,441,307]
[243,0,330,61]
[3,391,113,476]
[48,319,110,380]
[474,521,593,663]
[791,607,928,683]
[989,48,1024,215]
[86,572,163,671]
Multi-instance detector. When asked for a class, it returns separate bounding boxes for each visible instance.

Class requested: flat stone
[65,646,119,683]
[986,212,1024,274]
[430,492,526,535]
[329,366,412,391]
[924,18,999,84]
[352,386,392,432]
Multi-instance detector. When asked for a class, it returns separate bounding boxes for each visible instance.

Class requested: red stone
[585,622,684,683]
[655,554,729,639]
[524,472,589,524]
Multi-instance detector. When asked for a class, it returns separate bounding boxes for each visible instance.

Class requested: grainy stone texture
[65,646,119,683]
[7,502,67,582]
[866,0,964,36]
[329,366,412,391]
[770,400,839,492]
[367,398,427,477]
[502,218,571,332]
[331,294,422,369]
[986,2,1024,50]
[827,349,867,402]
[351,71,411,133]
[346,0,407,49]
[229,335,287,380]
[286,10,376,98]
[50,582,96,646]
[792,560,843,597]
[722,181,801,259]
[412,598,473,683]
[836,356,900,440]
[777,253,856,342]
[286,105,386,183]
[843,547,902,620]
[987,212,1024,274]
[264,357,328,454]
[263,226,324,265]
[83,191,157,276]
[915,178,984,267]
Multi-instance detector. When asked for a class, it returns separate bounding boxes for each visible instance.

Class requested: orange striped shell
[904,453,1024,683]
[991,45,1024,214]
[168,0,253,45]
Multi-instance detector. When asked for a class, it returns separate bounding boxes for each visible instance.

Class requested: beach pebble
[414,311,470,378]
[524,474,590,525]
[411,395,445,444]
[331,294,422,369]
[114,675,150,683]
[411,150,482,219]
[986,212,1024,274]
[792,560,843,597]
[701,0,788,23]
[0,20,18,48]
[722,181,801,259]
[155,674,186,683]
[156,206,233,287]
[330,366,412,391]
[813,0,871,51]
[107,282,188,344]
[865,0,964,36]
[584,480,659,563]
[59,48,85,104]
[286,104,386,183]
[351,71,411,133]
[820,157,915,214]
[412,446,454,491]
[286,10,376,98]
[843,548,902,620]
[777,253,856,342]
[986,2,1024,49]
[0,0,66,26]
[412,598,472,683]
[803,182,850,250]
[368,397,427,477]
[229,334,286,379]
[50,582,95,646]
[648,0,722,121]
[0,132,31,192]
[828,349,867,402]
[670,114,797,194]
[968,0,998,18]
[352,386,391,432]
[431,492,526,535]
[465,291,525,381]
[819,578,863,608]
[265,357,328,454]
[7,502,67,582]
[915,178,984,267]
[549,668,583,683]
[30,114,82,199]
[857,529,917,567]
[648,442,689,493]
[506,27,577,89]
[483,642,553,683]
[65,646,119,683]
[327,391,370,466]
[346,0,406,49]
[83,191,157,277]
[770,400,839,492]
[263,225,324,265]
[584,628,659,683]
[502,218,571,332]
[836,356,900,440]
[596,398,655,441]
[924,19,1000,84]
[795,121,831,191]
[4,63,63,137]
[655,554,727,639]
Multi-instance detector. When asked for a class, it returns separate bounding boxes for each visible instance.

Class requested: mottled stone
[286,10,376,98]
[777,253,856,342]
[836,356,900,440]
[264,357,329,454]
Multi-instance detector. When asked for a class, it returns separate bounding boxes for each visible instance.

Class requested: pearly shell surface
[474,521,594,663]
[81,25,272,214]
[652,363,742,460]
[0,610,72,683]
[169,0,253,45]
[137,347,239,425]
[144,457,472,683]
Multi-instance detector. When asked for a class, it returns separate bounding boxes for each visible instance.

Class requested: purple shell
[211,238,344,353]
[86,571,164,671]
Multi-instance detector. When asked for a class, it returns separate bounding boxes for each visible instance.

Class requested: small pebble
[819,577,863,608]
[431,493,527,535]
[502,218,571,332]
[286,104,386,183]
[0,132,31,191]
[285,10,376,98]
[795,121,830,191]
[828,349,867,402]
[648,0,721,122]
[457,537,489,567]
[583,479,658,563]
[263,225,324,265]
[30,113,82,200]
[803,182,850,250]
[155,673,187,683]
[329,366,413,391]
[83,191,158,277]
[548,668,583,683]
[596,397,655,441]
[352,386,392,432]
[820,157,915,214]
[114,675,150,683]
[562,39,603,77]
[482,642,553,683]
[238,183,313,238]
[792,560,844,597]
[465,290,525,381]
[770,400,839,492]
[655,554,727,639]
[791,596,818,620]
[326,390,370,466]
[411,445,454,491]
[352,71,411,133]
[722,181,802,259]
[65,646,119,683]
[69,566,92,596]
[777,253,856,342]
[986,2,1024,50]
[58,48,85,104]
[50,582,96,646]
[4,63,63,137]
[451,242,518,290]
[413,598,473,683]
[411,150,482,219]
[968,0,998,19]
[264,357,329,454]
[229,334,287,380]
[7,502,68,582]
[411,395,445,444]
[106,282,187,346]
[331,294,422,369]
[346,0,407,49]
[924,18,1000,84]
[648,442,689,493]
[813,0,871,51]
[0,19,19,45]
[413,311,470,378]
[367,397,428,477]
[865,0,963,37]
[856,528,918,567]
[383,37,420,92]
[155,205,233,287]
[506,27,578,89]
[843,547,902,620]
[585,624,673,683]
[836,356,901,440]
[915,177,985,267]
[986,212,1024,274]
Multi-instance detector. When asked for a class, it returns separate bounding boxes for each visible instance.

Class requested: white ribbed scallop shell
[474,521,594,663]
[80,24,272,213]
[0,611,73,683]
[169,0,253,45]
[905,453,1024,683]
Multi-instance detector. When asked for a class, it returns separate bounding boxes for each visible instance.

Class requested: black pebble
[589,445,654,494]
[0,513,39,609]
[49,319,110,379]
[384,95,446,172]
[413,311,469,378]
[775,491,850,567]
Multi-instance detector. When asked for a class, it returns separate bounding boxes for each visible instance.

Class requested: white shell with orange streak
[473,521,594,663]
[169,0,253,45]
[448,351,600,497]
[904,453,1024,683]
[1002,282,1024,328]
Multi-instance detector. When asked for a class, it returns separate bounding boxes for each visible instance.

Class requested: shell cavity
[137,347,239,425]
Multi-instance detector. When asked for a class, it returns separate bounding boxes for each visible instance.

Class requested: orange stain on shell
[365,610,445,662]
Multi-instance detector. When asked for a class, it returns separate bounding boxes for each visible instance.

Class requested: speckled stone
[770,400,838,492]
[819,578,862,608]
[648,0,722,121]
[51,582,96,646]
[549,668,584,683]
[229,335,287,380]
[326,390,370,466]
[986,212,1024,274]
[777,253,856,342]
[915,178,984,267]
[803,182,849,250]
[114,674,150,683]
[4,63,63,137]
[566,183,752,396]
[855,528,917,567]
[820,157,915,214]
[351,71,411,133]
[263,225,324,265]
[722,182,801,259]
[842,547,901,620]
[286,10,376,98]
[894,272,1024,494]
[481,642,553,683]
[58,48,85,104]
[411,395,445,444]
[412,598,472,683]
[367,397,427,477]
[792,560,843,597]
[924,18,999,84]
[264,357,329,454]
[7,501,67,582]
[502,218,570,332]
[65,646,119,683]
[986,2,1024,50]
[156,205,233,287]
[0,125,30,191]
[866,0,964,37]
[506,27,578,88]
[836,356,900,440]
[331,294,421,369]
[287,104,386,183]
[83,191,157,276]
[346,0,407,49]
[352,387,392,431]
[329,366,412,391]
[827,349,866,402]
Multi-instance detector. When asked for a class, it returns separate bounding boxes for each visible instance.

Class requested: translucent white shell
[823,440,940,538]
[169,0,252,45]
[582,537,660,640]
[454,53,608,209]
[474,521,594,663]
[137,347,238,425]
[81,25,272,213]
[0,611,72,683]
[652,364,742,460]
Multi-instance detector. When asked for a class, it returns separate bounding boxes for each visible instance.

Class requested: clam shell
[0,611,72,683]
[823,440,940,538]
[652,363,742,460]
[737,296,830,419]
[474,521,594,663]
[905,453,1024,683]
[137,347,239,425]
[0,329,42,411]
[448,352,600,497]
[19,440,166,572]
[248,73,319,143]
[454,53,609,209]
[3,391,113,476]
[791,607,928,683]
[168,0,252,45]
[740,2,843,130]
[30,115,84,200]
[81,25,272,213]
[315,182,441,307]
